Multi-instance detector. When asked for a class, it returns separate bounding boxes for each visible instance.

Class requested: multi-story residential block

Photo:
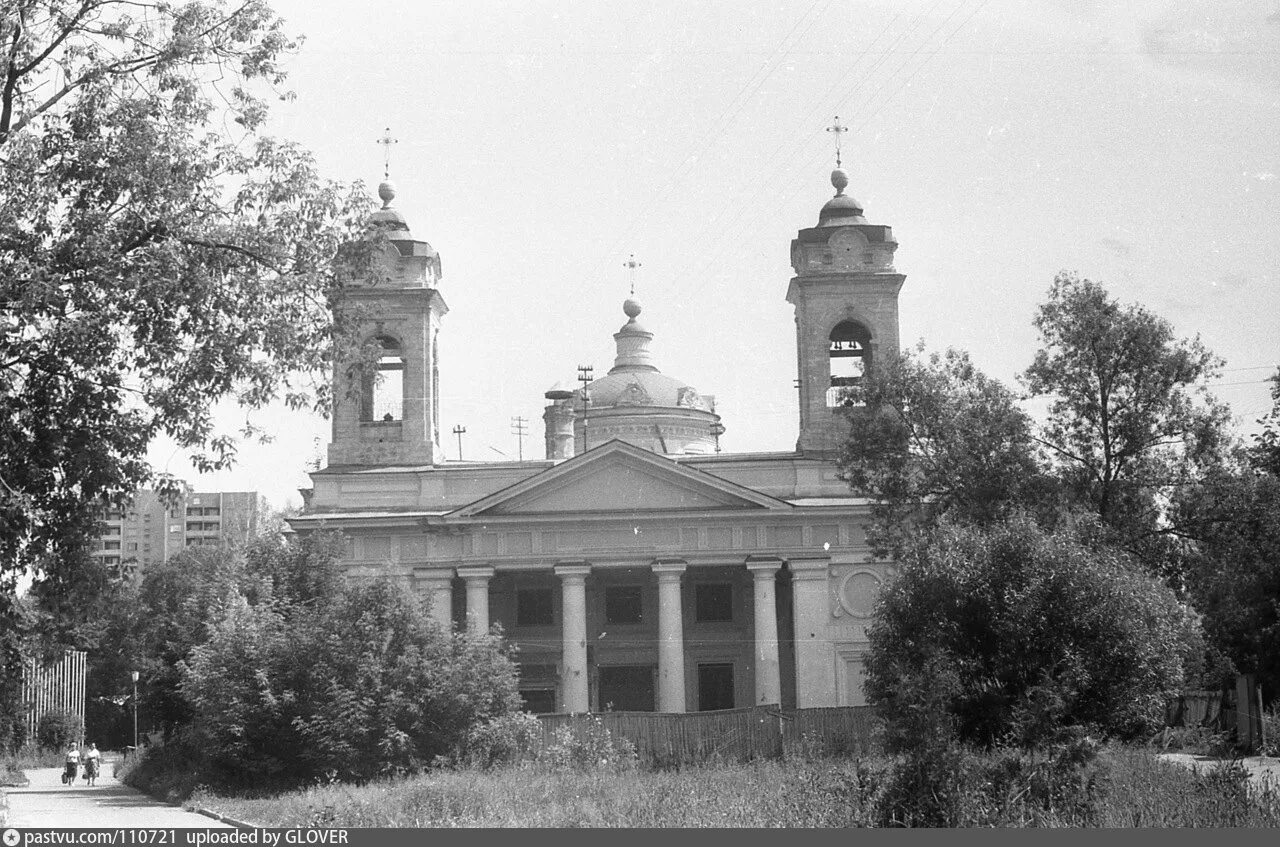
[93,490,268,580]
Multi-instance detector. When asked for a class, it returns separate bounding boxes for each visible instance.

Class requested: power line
[689,1,985,291]
[588,0,836,281]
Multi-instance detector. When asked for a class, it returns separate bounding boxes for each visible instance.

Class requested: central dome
[543,298,724,457]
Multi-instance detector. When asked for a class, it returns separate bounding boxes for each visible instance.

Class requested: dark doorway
[519,689,557,714]
[698,663,735,711]
[598,665,655,712]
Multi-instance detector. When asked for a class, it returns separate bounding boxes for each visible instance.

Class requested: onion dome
[818,167,867,227]
[370,180,413,236]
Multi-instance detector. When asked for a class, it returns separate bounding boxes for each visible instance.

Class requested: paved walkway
[2,765,231,828]
[1157,753,1280,792]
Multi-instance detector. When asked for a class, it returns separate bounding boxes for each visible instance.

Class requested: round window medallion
[837,570,882,619]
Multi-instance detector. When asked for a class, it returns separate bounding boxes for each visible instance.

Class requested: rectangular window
[698,663,735,711]
[604,586,643,625]
[516,588,554,627]
[695,583,734,623]
[103,541,120,551]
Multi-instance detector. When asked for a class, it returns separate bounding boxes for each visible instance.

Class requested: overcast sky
[147,0,1280,510]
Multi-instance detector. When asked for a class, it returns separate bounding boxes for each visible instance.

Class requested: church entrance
[597,665,655,712]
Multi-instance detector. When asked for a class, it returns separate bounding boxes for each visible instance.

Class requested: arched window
[360,335,405,422]
[826,321,871,407]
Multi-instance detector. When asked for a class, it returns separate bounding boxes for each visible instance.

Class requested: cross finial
[377,127,399,179]
[623,254,642,296]
[826,116,848,168]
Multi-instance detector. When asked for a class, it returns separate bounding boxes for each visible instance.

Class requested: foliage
[459,712,544,770]
[1174,467,1280,697]
[1023,272,1230,554]
[179,578,522,789]
[836,343,1055,557]
[1262,703,1280,758]
[0,0,376,599]
[541,717,638,773]
[1252,369,1280,477]
[0,590,37,752]
[36,709,82,750]
[180,747,1280,828]
[865,516,1203,748]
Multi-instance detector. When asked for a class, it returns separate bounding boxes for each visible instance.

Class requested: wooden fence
[21,649,87,745]
[1165,689,1231,731]
[537,705,876,766]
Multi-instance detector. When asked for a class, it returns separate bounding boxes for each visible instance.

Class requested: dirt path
[1157,753,1280,791]
[2,764,231,828]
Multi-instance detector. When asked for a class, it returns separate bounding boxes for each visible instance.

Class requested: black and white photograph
[1,0,1278,831]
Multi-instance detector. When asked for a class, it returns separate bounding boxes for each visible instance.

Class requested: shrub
[461,712,543,769]
[1262,703,1280,757]
[36,710,82,751]
[181,579,522,790]
[866,516,1203,748]
[541,717,637,772]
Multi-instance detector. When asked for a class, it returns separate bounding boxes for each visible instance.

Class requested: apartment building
[94,490,268,580]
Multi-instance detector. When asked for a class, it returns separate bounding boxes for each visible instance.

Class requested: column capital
[651,559,687,578]
[788,556,831,581]
[554,561,592,580]
[457,565,495,581]
[745,555,783,577]
[413,566,455,582]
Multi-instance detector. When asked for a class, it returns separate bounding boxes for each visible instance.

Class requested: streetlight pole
[131,670,139,757]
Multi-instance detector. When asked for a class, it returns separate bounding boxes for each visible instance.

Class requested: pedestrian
[82,742,101,786]
[62,743,79,786]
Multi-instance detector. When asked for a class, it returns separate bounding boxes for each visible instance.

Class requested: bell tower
[786,143,904,456]
[327,179,447,467]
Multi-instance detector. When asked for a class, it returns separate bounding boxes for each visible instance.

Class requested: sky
[146,0,1280,511]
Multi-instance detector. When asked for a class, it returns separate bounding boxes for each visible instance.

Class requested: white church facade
[290,165,904,714]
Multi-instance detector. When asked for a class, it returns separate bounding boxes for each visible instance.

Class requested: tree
[0,1,376,587]
[836,343,1054,556]
[865,516,1203,748]
[1173,377,1280,699]
[181,579,521,788]
[1023,273,1230,552]
[1175,468,1280,697]
[1251,369,1280,478]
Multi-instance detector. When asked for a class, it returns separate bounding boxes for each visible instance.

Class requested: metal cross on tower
[452,424,467,461]
[377,127,398,179]
[826,116,848,168]
[623,254,642,296]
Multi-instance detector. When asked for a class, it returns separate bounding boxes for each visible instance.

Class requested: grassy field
[188,748,1280,828]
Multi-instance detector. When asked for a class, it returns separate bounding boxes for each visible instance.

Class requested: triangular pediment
[452,440,791,517]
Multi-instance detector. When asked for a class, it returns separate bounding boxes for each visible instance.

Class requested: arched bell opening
[359,334,406,423]
[826,320,871,407]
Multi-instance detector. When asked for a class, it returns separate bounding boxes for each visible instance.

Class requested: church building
[289,161,905,714]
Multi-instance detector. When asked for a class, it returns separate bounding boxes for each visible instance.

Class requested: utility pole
[576,364,594,454]
[452,424,467,461]
[510,416,528,461]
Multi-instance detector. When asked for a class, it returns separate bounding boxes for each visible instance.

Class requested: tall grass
[190,747,1280,828]
[193,758,878,828]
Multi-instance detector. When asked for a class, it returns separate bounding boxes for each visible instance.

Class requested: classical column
[652,559,687,713]
[747,557,783,707]
[414,567,455,631]
[555,562,592,713]
[457,565,494,634]
[790,557,836,707]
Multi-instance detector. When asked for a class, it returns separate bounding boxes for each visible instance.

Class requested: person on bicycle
[82,742,101,786]
[63,743,79,785]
